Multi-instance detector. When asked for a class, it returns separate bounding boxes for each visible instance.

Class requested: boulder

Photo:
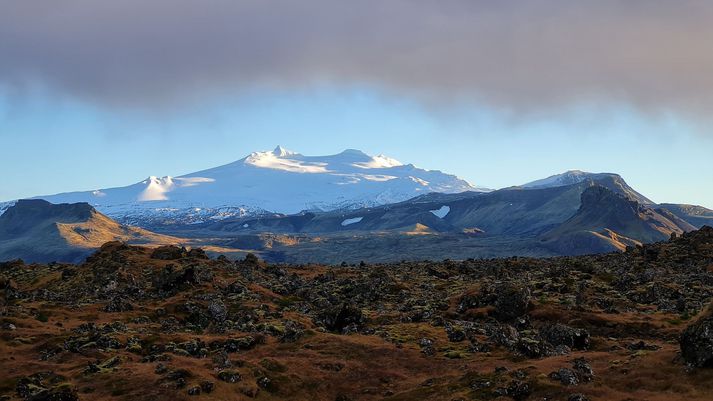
[151,245,186,260]
[680,306,713,367]
[315,303,364,334]
[541,323,590,350]
[493,284,531,321]
[103,296,134,312]
[218,370,241,383]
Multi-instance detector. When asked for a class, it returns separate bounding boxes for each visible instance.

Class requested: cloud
[2,0,713,117]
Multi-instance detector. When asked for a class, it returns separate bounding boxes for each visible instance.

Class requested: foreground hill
[0,199,181,263]
[1,228,712,400]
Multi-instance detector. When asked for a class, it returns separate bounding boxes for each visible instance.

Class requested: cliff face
[0,199,95,235]
[541,185,696,254]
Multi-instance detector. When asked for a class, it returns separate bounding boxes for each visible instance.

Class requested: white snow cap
[25,146,484,220]
[272,145,297,157]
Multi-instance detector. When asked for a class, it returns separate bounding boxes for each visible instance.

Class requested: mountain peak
[22,147,478,218]
[339,148,368,157]
[523,170,625,189]
[0,199,97,236]
[272,145,296,157]
[10,199,95,218]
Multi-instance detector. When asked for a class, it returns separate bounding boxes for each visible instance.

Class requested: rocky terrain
[1,226,713,400]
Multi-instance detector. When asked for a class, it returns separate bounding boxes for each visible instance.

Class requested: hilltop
[0,200,181,263]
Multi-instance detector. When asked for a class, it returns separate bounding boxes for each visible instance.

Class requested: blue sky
[2,86,712,208]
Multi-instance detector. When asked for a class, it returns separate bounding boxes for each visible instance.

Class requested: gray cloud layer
[2,0,713,115]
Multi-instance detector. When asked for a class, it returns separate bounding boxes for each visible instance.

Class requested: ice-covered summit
[14,147,485,226]
[522,170,595,189]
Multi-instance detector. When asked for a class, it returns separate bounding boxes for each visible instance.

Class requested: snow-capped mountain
[521,170,654,205]
[11,146,484,226]
[522,170,594,189]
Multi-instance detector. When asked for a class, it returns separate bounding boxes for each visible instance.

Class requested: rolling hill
[0,199,181,263]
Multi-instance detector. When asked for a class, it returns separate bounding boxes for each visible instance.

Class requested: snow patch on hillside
[522,170,591,188]
[409,176,430,186]
[430,205,450,218]
[341,217,364,226]
[138,176,215,201]
[352,154,402,169]
[245,146,330,173]
[0,201,15,217]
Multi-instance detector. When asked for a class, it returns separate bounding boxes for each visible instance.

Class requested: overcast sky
[1,1,712,207]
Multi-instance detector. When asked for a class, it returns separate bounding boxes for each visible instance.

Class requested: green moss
[35,311,50,323]
[444,350,466,359]
[260,358,288,373]
[275,296,303,309]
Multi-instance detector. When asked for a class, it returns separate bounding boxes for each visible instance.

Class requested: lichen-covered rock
[541,323,590,350]
[217,370,241,383]
[550,368,579,385]
[444,322,466,342]
[280,320,305,342]
[104,296,133,312]
[200,381,214,393]
[207,299,228,323]
[517,335,554,358]
[315,303,364,334]
[187,247,209,259]
[550,358,594,386]
[572,357,594,382]
[16,373,78,401]
[493,284,531,321]
[151,245,186,260]
[680,306,713,368]
[488,324,520,348]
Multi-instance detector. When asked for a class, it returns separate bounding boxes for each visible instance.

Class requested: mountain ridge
[540,185,695,254]
[1,171,711,263]
[5,147,482,226]
[521,170,654,205]
[0,199,181,263]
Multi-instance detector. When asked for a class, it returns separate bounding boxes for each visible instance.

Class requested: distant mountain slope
[521,170,653,205]
[13,147,483,227]
[659,203,713,229]
[196,177,699,258]
[205,176,644,238]
[540,186,695,254]
[0,199,180,263]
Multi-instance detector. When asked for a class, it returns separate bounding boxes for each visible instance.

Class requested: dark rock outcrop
[680,305,713,368]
